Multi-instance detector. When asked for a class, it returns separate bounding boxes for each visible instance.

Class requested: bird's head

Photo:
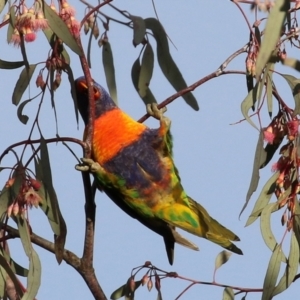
[75,76,117,125]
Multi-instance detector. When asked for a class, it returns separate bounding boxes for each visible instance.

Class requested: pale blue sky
[0,1,299,299]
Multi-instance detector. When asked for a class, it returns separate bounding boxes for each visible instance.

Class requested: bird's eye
[77,79,101,100]
[93,86,101,100]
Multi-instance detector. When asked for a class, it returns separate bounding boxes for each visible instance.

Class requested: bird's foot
[146,103,167,121]
[75,158,102,173]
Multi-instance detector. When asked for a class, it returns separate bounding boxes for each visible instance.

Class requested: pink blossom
[24,30,36,42]
[271,162,279,172]
[10,30,21,46]
[24,187,42,207]
[61,0,76,17]
[34,12,48,30]
[67,17,80,37]
[264,129,275,144]
[287,120,299,136]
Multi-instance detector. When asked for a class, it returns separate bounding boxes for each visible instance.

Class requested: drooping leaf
[19,34,29,69]
[280,73,300,116]
[222,287,234,300]
[266,66,274,117]
[260,203,286,262]
[131,57,157,105]
[6,6,15,44]
[0,0,8,14]
[39,140,66,263]
[240,130,264,216]
[272,232,300,296]
[283,57,300,72]
[65,64,79,124]
[255,0,289,79]
[130,15,146,46]
[145,18,199,110]
[138,43,154,98]
[292,199,300,249]
[156,290,163,300]
[262,244,282,300]
[0,254,24,297]
[12,65,37,105]
[17,99,31,125]
[17,217,41,300]
[246,73,253,93]
[111,280,142,300]
[0,185,12,223]
[102,41,118,104]
[0,59,24,70]
[245,171,278,226]
[214,250,232,271]
[0,265,5,298]
[240,87,259,130]
[42,2,82,55]
[254,25,261,46]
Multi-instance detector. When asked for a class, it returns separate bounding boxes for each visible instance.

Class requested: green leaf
[156,290,163,300]
[38,140,67,263]
[42,2,82,55]
[215,250,232,270]
[65,64,79,124]
[12,65,37,105]
[240,87,259,130]
[111,281,142,300]
[0,247,28,277]
[222,287,234,300]
[272,232,300,296]
[0,185,12,223]
[282,57,300,72]
[240,130,264,217]
[131,57,157,105]
[0,59,24,70]
[260,203,286,262]
[145,18,199,111]
[138,43,154,98]
[280,73,300,116]
[262,244,282,300]
[17,99,31,125]
[0,254,24,297]
[17,217,41,300]
[130,15,146,46]
[266,66,274,117]
[6,6,15,44]
[293,198,300,250]
[39,139,58,223]
[246,73,253,93]
[245,171,278,226]
[255,0,289,79]
[0,0,8,14]
[20,33,29,69]
[102,41,118,105]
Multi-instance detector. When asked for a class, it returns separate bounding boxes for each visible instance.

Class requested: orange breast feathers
[91,108,147,164]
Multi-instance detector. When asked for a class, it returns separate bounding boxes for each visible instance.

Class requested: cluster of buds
[8,1,49,46]
[254,0,275,11]
[246,52,257,77]
[264,112,300,230]
[7,0,81,46]
[6,176,42,217]
[56,0,80,37]
[83,13,100,39]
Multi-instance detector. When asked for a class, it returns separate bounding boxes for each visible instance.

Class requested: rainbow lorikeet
[75,76,242,264]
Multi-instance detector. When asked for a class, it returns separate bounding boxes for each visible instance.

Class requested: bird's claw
[75,158,102,173]
[146,103,167,120]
